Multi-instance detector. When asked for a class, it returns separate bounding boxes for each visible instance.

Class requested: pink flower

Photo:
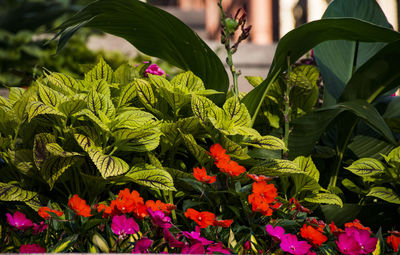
[132,237,153,254]
[6,211,33,231]
[182,226,213,245]
[206,242,231,254]
[280,234,312,255]
[33,221,48,235]
[144,64,165,77]
[20,244,46,253]
[111,215,139,236]
[181,243,205,254]
[163,228,185,248]
[147,208,172,229]
[265,224,285,242]
[345,227,377,254]
[336,232,362,255]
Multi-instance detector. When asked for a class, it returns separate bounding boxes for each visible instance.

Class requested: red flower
[68,195,92,217]
[213,219,233,228]
[218,160,246,177]
[387,234,400,252]
[289,198,312,214]
[329,221,344,237]
[184,208,215,228]
[300,224,327,246]
[247,174,274,182]
[344,219,371,233]
[38,207,63,219]
[115,188,148,219]
[193,167,216,184]
[208,144,230,163]
[251,181,277,203]
[145,200,176,214]
[248,193,274,216]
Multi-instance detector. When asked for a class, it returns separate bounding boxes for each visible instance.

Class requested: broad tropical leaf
[366,186,400,204]
[289,65,319,112]
[305,192,343,207]
[345,158,385,177]
[125,163,175,191]
[56,0,229,103]
[244,76,264,87]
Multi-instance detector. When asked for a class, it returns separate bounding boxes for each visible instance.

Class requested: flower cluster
[184,208,233,229]
[208,143,246,177]
[247,174,279,216]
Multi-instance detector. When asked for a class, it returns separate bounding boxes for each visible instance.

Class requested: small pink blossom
[182,226,213,245]
[206,242,231,254]
[265,224,285,242]
[20,244,46,253]
[111,215,139,236]
[280,233,312,255]
[33,221,48,235]
[132,237,153,254]
[144,64,165,77]
[181,243,205,254]
[147,208,172,229]
[6,211,33,231]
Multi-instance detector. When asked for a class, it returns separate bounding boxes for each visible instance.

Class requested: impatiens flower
[184,208,215,228]
[38,206,63,219]
[346,227,377,254]
[206,242,231,254]
[336,233,361,255]
[144,64,166,77]
[68,194,92,217]
[289,198,312,214]
[265,224,285,242]
[182,226,213,245]
[247,174,275,182]
[163,228,185,248]
[387,234,400,252]
[280,234,312,255]
[115,188,148,219]
[132,237,153,254]
[6,211,33,231]
[33,221,48,235]
[329,221,344,237]
[147,208,172,229]
[193,167,216,184]
[213,219,233,228]
[181,243,205,254]
[344,219,371,233]
[208,144,230,163]
[250,181,277,203]
[20,244,46,253]
[145,200,176,215]
[300,224,327,246]
[218,160,246,177]
[111,215,139,236]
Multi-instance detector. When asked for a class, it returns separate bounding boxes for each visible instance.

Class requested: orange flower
[246,174,274,182]
[344,219,371,233]
[300,224,327,246]
[38,206,63,219]
[387,234,400,252]
[145,200,176,214]
[184,208,215,228]
[115,188,148,219]
[289,198,312,214]
[68,194,92,217]
[208,144,230,163]
[251,181,277,203]
[193,167,216,184]
[213,219,233,228]
[328,221,344,237]
[248,193,273,216]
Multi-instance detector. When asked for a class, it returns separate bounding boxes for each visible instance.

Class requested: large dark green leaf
[242,18,400,123]
[314,0,393,102]
[340,40,400,102]
[56,0,228,103]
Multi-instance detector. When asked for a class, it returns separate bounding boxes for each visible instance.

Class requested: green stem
[328,120,359,190]
[283,56,292,151]
[168,190,177,222]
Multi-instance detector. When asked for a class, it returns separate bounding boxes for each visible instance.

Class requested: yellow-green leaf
[242,135,287,151]
[85,57,113,83]
[171,71,204,92]
[305,192,343,207]
[345,158,385,177]
[8,87,25,105]
[45,72,80,94]
[33,133,56,169]
[0,182,42,210]
[366,186,400,204]
[244,76,264,87]
[134,78,157,109]
[148,73,172,89]
[223,96,251,127]
[250,159,302,176]
[126,163,175,191]
[112,110,158,130]
[292,156,322,192]
[87,148,129,178]
[91,79,111,98]
[191,95,220,122]
[117,81,137,107]
[160,116,201,142]
[87,90,115,118]
[40,156,80,189]
[74,133,97,152]
[58,99,86,115]
[46,143,82,157]
[38,84,66,107]
[27,101,65,122]
[221,136,250,160]
[180,132,211,166]
[117,132,160,152]
[75,109,110,132]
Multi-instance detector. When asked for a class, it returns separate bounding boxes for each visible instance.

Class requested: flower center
[290,245,296,251]
[198,217,202,221]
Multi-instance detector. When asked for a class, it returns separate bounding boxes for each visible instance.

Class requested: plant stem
[283,56,292,152]
[168,190,177,222]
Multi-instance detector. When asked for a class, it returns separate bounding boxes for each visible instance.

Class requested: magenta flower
[206,242,231,254]
[144,64,165,77]
[344,227,378,254]
[6,211,33,231]
[280,234,312,255]
[147,208,172,229]
[111,215,139,236]
[336,233,361,255]
[265,224,285,242]
[163,228,185,248]
[132,237,153,254]
[33,221,48,235]
[20,244,46,253]
[181,243,205,254]
[182,226,213,246]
